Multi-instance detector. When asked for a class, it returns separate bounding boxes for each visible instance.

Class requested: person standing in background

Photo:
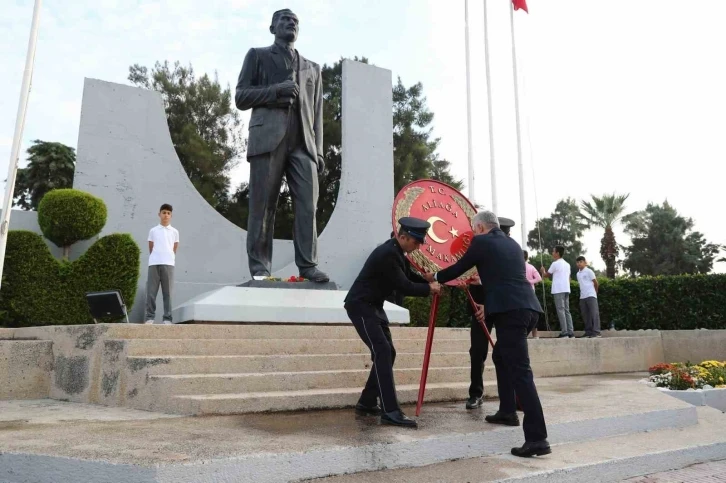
[145,204,179,324]
[524,251,542,338]
[540,246,573,338]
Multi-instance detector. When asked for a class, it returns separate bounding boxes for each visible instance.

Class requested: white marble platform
[172,286,410,324]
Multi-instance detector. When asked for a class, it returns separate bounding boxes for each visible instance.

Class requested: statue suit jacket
[235,43,323,163]
[436,228,543,317]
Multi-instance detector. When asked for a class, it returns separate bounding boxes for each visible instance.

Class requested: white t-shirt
[577,267,597,299]
[148,224,179,266]
[548,258,571,294]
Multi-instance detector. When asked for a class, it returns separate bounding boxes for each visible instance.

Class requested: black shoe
[299,268,330,283]
[557,334,570,338]
[355,402,381,416]
[381,410,417,428]
[485,411,520,426]
[465,397,483,409]
[511,440,552,457]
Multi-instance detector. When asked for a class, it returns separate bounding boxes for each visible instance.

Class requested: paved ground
[624,460,726,482]
[0,374,666,466]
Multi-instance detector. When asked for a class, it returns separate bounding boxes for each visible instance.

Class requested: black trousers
[247,112,318,276]
[490,309,547,442]
[469,315,494,399]
[345,302,399,413]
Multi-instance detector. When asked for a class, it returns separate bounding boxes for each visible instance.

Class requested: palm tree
[580,193,630,279]
[12,140,76,210]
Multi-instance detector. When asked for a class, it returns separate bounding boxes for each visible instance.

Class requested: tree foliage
[623,201,722,276]
[128,61,244,210]
[580,193,630,279]
[12,140,75,211]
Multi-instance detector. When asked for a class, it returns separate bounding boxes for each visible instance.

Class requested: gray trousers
[553,293,574,335]
[579,297,601,336]
[145,265,174,322]
[247,112,318,276]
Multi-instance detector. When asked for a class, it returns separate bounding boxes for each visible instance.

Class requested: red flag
[513,0,528,13]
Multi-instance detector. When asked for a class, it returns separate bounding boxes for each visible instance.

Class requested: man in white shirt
[576,256,601,338]
[145,204,179,324]
[540,245,574,338]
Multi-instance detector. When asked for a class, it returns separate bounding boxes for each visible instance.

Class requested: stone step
[108,324,472,340]
[308,407,726,483]
[167,381,493,415]
[148,367,472,396]
[124,337,472,356]
[126,352,481,374]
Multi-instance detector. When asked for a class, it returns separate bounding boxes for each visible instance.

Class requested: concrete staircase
[104,325,490,415]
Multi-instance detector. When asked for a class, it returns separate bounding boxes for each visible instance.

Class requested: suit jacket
[436,228,543,316]
[346,238,431,310]
[235,43,323,162]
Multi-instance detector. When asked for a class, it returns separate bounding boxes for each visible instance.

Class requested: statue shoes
[299,267,330,283]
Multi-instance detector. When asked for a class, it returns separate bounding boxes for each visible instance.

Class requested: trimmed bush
[38,189,107,250]
[0,230,140,327]
[404,274,726,331]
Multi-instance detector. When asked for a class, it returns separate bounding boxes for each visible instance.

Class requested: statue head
[270,9,299,43]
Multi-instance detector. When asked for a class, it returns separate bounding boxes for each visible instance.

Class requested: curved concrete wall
[74,60,393,321]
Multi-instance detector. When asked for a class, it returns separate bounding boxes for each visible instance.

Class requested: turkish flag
[513,0,528,13]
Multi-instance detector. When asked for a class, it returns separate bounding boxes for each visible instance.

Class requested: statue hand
[277,80,299,98]
[316,157,325,175]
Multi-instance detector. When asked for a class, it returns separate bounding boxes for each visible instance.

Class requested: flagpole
[0,0,43,291]
[482,0,497,213]
[464,0,476,203]
[510,1,527,245]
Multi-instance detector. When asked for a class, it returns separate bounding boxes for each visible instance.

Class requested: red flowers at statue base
[287,276,305,282]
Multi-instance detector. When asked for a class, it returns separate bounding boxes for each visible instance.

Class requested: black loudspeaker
[85,290,130,324]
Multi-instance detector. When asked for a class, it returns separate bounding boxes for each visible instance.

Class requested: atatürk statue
[235,8,329,282]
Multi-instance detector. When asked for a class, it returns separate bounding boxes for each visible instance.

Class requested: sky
[1,0,725,272]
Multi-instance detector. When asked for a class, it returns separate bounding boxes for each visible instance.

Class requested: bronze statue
[235,8,329,282]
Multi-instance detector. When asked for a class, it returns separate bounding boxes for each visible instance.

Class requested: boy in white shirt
[576,256,601,338]
[145,204,179,324]
[540,245,574,338]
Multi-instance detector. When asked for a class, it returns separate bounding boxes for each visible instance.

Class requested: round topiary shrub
[37,189,107,255]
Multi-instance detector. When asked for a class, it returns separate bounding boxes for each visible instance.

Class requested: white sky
[1,0,724,272]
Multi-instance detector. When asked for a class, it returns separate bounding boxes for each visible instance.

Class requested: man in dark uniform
[465,216,516,410]
[385,231,424,306]
[425,211,550,457]
[345,218,441,428]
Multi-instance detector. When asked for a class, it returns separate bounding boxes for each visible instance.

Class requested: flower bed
[647,360,726,412]
[648,361,726,390]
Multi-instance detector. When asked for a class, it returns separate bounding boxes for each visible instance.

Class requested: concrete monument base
[171,287,409,324]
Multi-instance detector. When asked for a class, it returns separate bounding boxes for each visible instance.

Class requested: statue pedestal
[171,286,410,325]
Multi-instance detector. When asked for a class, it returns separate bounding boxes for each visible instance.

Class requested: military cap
[398,217,430,243]
[498,217,515,235]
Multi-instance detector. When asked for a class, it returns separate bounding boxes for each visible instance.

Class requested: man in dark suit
[345,218,442,428]
[235,9,328,282]
[425,210,550,457]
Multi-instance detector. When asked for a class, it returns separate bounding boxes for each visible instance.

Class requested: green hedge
[0,230,140,327]
[404,274,726,331]
[38,189,107,248]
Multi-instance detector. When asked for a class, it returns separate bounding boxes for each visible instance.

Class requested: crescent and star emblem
[426,216,459,244]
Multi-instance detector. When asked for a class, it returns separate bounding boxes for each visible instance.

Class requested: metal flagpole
[482,0,497,213]
[509,1,528,245]
[0,0,43,291]
[464,0,476,203]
